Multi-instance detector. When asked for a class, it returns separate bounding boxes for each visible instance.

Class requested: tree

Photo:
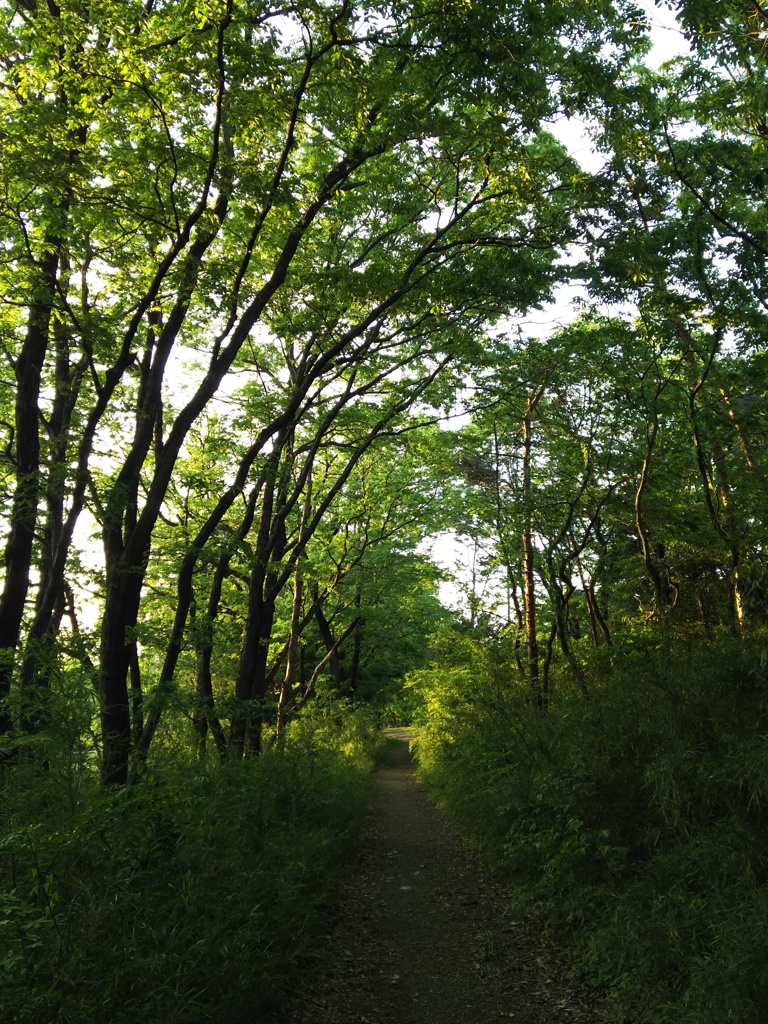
[0,0,646,781]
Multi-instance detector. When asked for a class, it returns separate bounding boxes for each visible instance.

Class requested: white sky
[637,0,690,67]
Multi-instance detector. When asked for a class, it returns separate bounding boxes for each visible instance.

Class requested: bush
[0,715,374,1024]
[412,630,768,1024]
[286,698,385,770]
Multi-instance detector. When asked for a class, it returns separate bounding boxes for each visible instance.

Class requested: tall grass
[0,704,380,1024]
[412,631,768,1024]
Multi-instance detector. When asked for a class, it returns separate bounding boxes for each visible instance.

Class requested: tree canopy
[0,0,648,778]
[0,0,766,765]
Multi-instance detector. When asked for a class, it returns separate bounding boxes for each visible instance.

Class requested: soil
[272,730,608,1024]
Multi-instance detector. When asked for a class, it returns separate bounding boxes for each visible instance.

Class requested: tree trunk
[230,449,287,759]
[553,580,588,699]
[99,569,146,785]
[510,588,526,678]
[0,244,61,736]
[276,570,304,749]
[18,256,88,727]
[347,589,364,695]
[312,593,345,688]
[277,468,313,747]
[522,407,541,708]
[709,436,745,631]
[129,644,144,749]
[540,619,557,711]
[688,389,744,632]
[634,414,669,630]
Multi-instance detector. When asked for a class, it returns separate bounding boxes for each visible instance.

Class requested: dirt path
[273,732,606,1024]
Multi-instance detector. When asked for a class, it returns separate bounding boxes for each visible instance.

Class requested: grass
[411,631,768,1024]
[0,705,381,1024]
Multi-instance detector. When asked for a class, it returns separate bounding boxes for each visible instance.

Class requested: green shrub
[0,714,374,1024]
[286,698,385,770]
[412,631,768,1024]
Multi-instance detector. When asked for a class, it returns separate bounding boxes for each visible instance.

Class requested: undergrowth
[411,629,768,1024]
[0,704,380,1024]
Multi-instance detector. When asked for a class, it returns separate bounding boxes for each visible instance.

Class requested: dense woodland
[1,0,768,1021]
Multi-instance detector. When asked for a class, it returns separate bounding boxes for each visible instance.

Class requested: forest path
[272,731,606,1024]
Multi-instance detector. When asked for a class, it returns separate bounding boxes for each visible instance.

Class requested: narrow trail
[274,731,606,1024]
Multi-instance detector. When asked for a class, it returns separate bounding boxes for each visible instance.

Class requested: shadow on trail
[276,725,606,1024]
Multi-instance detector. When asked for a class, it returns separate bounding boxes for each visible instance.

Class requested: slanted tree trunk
[578,556,612,648]
[720,386,764,483]
[312,591,346,689]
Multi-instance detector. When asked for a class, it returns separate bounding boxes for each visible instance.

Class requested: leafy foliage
[413,628,768,1023]
[0,708,377,1024]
